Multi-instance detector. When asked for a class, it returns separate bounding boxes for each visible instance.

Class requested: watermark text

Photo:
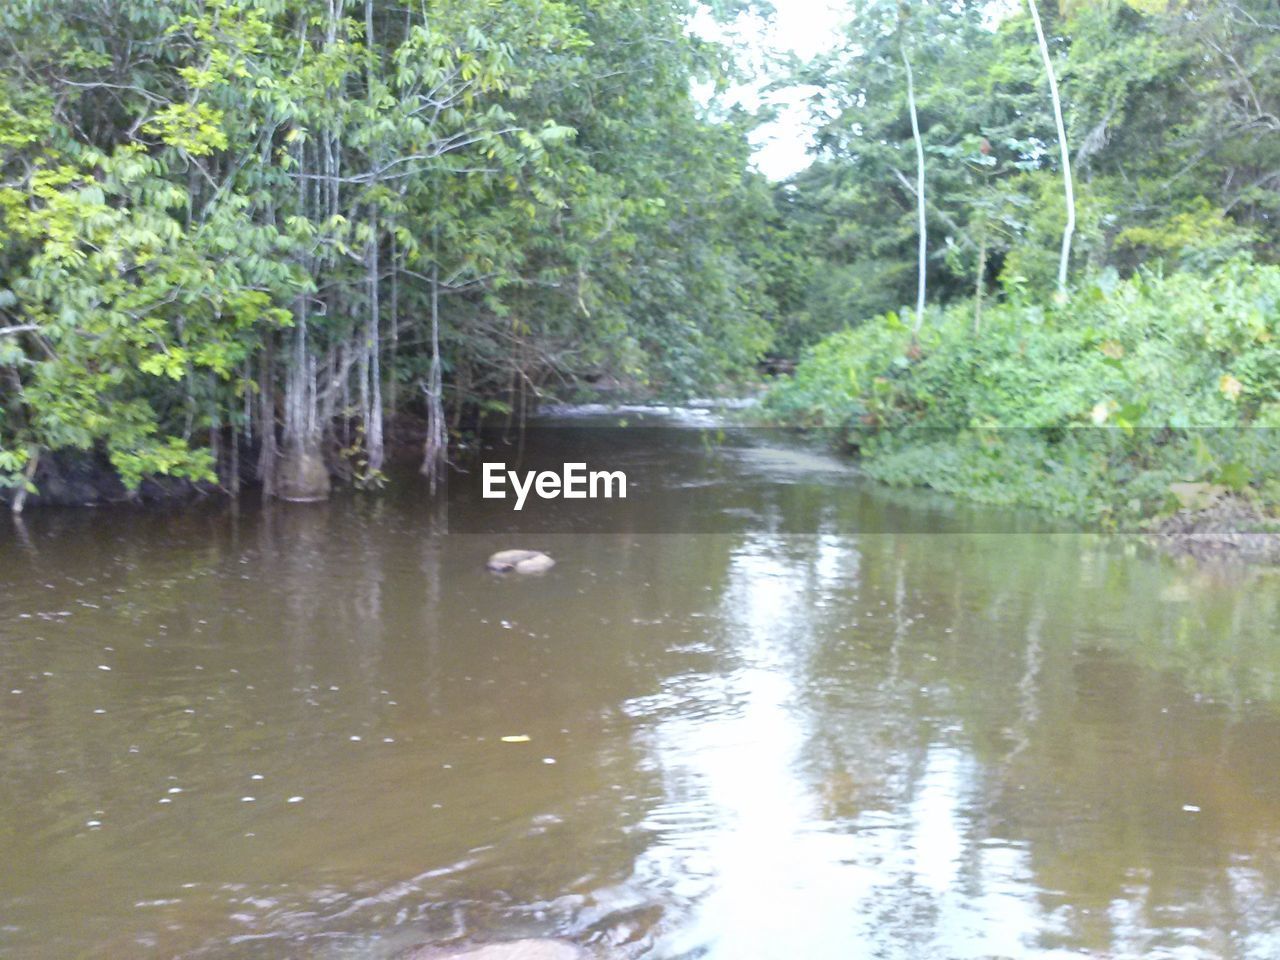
[482,462,627,511]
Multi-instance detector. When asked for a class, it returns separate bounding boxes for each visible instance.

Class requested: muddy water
[2,412,1279,959]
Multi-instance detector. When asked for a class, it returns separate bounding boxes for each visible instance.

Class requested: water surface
[2,412,1279,959]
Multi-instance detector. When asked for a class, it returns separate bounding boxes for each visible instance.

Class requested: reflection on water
[1,419,1279,959]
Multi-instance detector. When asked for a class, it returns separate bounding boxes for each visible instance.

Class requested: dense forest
[765,0,1280,526]
[0,0,774,505]
[1,0,1278,522]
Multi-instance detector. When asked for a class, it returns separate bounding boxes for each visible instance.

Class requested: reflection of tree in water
[3,488,1280,958]
[782,532,1280,958]
[0,502,752,957]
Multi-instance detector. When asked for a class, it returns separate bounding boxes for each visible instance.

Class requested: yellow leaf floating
[501,735,531,743]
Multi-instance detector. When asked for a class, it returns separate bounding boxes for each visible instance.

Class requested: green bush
[763,260,1280,527]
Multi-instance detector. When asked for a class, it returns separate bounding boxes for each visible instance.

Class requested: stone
[487,550,555,574]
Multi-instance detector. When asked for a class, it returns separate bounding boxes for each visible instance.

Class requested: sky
[689,0,850,181]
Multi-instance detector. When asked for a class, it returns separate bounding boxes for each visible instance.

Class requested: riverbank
[762,260,1280,563]
[0,390,768,511]
[9,397,1277,567]
[0,448,218,510]
[0,413,444,510]
[1151,497,1280,564]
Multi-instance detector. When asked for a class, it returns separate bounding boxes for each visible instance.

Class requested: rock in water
[487,550,555,574]
[407,939,585,960]
[510,552,555,574]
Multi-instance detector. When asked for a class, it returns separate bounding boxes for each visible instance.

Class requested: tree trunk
[388,228,399,416]
[229,418,240,498]
[276,136,329,503]
[359,0,385,479]
[420,256,447,492]
[902,45,927,339]
[10,447,39,514]
[1027,0,1075,298]
[974,231,988,336]
[365,215,384,476]
[257,334,278,498]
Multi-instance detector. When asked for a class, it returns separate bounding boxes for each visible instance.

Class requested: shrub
[763,259,1280,527]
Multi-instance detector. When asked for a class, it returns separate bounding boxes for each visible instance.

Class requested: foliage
[0,0,776,496]
[765,0,1280,353]
[764,260,1280,527]
[3,0,1278,511]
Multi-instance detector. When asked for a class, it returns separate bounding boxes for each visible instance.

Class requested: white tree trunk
[365,219,384,476]
[10,448,39,514]
[902,46,927,337]
[420,255,447,492]
[1027,0,1075,298]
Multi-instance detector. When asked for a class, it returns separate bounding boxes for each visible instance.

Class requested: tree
[0,0,777,502]
[901,42,927,337]
[1026,0,1076,298]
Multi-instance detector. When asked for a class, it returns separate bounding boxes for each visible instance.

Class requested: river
[2,408,1278,959]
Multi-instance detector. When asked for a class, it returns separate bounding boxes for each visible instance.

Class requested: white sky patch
[690,1,849,180]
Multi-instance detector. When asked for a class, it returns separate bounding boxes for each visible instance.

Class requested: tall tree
[0,0,777,502]
[901,42,927,336]
[1026,0,1075,297]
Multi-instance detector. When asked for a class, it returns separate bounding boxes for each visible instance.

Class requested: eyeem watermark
[482,462,628,511]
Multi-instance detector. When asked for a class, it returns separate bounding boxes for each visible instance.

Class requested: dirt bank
[1149,497,1280,564]
[0,449,219,509]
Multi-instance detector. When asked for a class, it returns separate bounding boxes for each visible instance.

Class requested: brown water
[2,411,1279,960]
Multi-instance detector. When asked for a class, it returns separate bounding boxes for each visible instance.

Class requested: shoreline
[1148,497,1280,565]
[8,411,1277,567]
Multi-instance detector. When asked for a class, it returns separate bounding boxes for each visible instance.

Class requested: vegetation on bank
[0,0,774,505]
[764,261,1280,527]
[1,0,1277,520]
[759,0,1280,530]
